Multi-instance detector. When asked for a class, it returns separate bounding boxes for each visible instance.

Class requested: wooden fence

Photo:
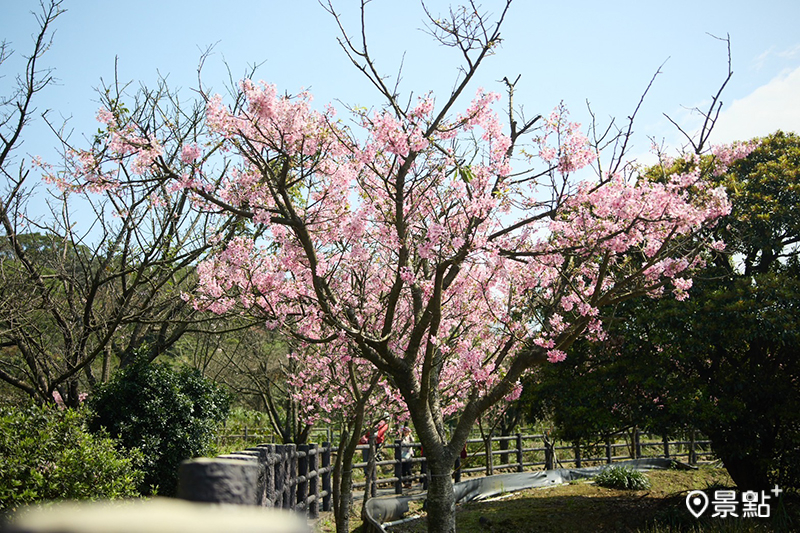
[200,429,712,518]
[182,442,335,519]
[353,429,713,496]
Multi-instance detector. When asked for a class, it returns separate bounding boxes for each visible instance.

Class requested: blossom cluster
[536,103,597,174]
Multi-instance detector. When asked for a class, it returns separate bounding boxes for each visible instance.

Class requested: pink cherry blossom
[61,75,757,457]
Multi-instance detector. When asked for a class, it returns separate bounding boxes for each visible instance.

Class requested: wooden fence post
[605,437,612,464]
[573,442,581,468]
[689,430,697,465]
[485,437,494,477]
[281,444,294,509]
[662,434,670,459]
[273,445,285,509]
[321,442,332,512]
[308,443,318,519]
[394,439,403,494]
[542,437,555,470]
[421,454,428,490]
[543,438,555,470]
[273,444,282,507]
[283,444,292,509]
[297,444,308,514]
[634,428,642,459]
[516,434,524,473]
[368,434,377,498]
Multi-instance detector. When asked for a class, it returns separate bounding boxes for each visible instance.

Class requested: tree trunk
[498,437,509,466]
[712,442,772,491]
[332,430,356,533]
[333,460,354,533]
[706,418,777,492]
[333,397,372,533]
[361,434,377,520]
[424,455,457,533]
[497,405,521,465]
[483,435,493,476]
[724,456,769,491]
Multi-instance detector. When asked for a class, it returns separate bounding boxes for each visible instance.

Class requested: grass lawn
[314,465,797,532]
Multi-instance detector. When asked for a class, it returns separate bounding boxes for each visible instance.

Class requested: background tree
[525,131,800,491]
[195,325,316,445]
[282,339,404,533]
[0,1,255,406]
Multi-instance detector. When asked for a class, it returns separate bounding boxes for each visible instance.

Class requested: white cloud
[752,47,775,71]
[777,44,800,60]
[711,66,800,143]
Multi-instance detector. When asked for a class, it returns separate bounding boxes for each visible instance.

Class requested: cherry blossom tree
[61,2,756,531]
[185,77,737,533]
[286,340,404,532]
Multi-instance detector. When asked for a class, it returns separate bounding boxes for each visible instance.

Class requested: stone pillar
[177,457,259,505]
[257,444,277,507]
[221,451,264,506]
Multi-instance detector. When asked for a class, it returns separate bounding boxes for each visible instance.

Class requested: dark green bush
[0,404,143,514]
[595,465,651,490]
[87,360,230,496]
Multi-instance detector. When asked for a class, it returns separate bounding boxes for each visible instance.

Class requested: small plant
[595,465,651,490]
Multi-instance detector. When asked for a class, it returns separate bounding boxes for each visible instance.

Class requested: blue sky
[3,0,800,168]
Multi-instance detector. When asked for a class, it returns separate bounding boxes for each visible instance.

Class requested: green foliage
[0,404,143,514]
[223,406,274,434]
[523,131,800,491]
[87,359,231,496]
[594,465,651,491]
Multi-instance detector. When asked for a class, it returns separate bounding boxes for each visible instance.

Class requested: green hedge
[0,404,143,514]
[88,361,230,496]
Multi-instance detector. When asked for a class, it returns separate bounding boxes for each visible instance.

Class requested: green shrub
[0,404,143,514]
[595,465,651,490]
[87,360,230,496]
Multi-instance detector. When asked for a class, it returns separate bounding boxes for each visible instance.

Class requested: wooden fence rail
[185,429,712,518]
[352,429,713,496]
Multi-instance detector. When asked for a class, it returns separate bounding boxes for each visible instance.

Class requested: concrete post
[177,458,259,505]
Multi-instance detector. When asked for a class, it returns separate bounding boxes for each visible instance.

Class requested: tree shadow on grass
[387,490,798,533]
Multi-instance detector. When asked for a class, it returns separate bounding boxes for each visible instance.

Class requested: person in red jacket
[360,418,390,475]
[359,419,389,446]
